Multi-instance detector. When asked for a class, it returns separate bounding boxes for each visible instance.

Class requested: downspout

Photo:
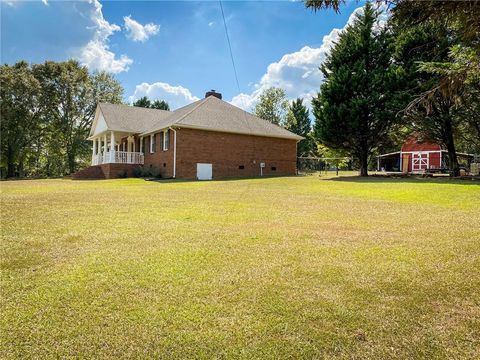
[169,127,177,178]
[296,140,299,175]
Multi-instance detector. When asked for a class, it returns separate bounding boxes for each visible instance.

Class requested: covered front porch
[90,131,145,165]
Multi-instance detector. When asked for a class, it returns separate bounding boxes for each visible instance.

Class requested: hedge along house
[377,136,475,174]
[74,91,303,180]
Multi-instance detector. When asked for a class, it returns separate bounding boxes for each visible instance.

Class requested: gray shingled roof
[141,96,303,140]
[96,102,171,134]
[95,96,303,141]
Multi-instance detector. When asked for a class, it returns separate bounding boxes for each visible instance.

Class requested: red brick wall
[143,131,175,178]
[172,128,297,179]
[81,129,297,180]
[72,164,139,179]
[102,163,140,178]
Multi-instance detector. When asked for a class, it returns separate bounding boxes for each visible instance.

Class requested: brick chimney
[205,90,222,100]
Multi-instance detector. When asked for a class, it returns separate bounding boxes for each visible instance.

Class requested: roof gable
[91,111,108,136]
[93,103,171,135]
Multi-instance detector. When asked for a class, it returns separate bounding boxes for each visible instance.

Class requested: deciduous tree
[0,62,43,177]
[32,61,123,175]
[253,87,289,126]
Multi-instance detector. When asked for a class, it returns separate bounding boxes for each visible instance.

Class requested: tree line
[2,1,478,178]
[1,61,125,177]
[0,61,171,178]
[253,1,480,176]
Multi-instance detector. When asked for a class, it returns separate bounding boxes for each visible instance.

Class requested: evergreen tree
[312,3,400,176]
[133,97,170,111]
[151,99,170,111]
[133,96,151,108]
[392,22,464,174]
[285,98,312,156]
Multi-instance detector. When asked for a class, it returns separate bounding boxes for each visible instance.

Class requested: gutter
[158,123,303,141]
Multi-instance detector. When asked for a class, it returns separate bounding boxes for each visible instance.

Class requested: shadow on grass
[148,174,300,184]
[323,175,480,185]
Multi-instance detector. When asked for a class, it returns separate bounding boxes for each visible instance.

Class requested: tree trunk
[359,149,369,177]
[7,162,16,178]
[443,117,459,177]
[67,151,76,174]
[5,146,16,178]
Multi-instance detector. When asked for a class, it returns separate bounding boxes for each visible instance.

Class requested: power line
[219,0,260,172]
[219,0,242,95]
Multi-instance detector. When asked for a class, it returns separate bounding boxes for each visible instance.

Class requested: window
[163,130,169,151]
[150,134,156,153]
[271,166,277,171]
[239,165,245,170]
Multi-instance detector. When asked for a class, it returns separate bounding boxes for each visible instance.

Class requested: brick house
[74,91,303,179]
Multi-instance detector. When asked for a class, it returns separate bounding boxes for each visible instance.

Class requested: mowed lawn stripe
[1,175,479,359]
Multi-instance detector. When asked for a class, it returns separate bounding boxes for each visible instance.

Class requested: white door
[197,163,212,180]
[412,152,429,172]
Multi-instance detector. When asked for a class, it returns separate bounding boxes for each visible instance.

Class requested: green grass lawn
[1,173,479,359]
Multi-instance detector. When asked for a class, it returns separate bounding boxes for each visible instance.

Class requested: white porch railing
[92,151,144,165]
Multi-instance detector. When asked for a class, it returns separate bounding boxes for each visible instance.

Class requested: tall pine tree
[285,98,312,156]
[312,2,400,176]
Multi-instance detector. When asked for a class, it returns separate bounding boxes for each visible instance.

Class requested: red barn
[400,137,442,173]
[377,136,474,174]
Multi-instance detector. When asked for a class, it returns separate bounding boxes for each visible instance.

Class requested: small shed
[377,136,475,173]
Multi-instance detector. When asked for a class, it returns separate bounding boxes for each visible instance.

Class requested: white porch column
[109,131,115,163]
[98,138,102,164]
[140,137,143,153]
[103,133,107,162]
[92,137,97,165]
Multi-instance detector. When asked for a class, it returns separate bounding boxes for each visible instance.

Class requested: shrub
[133,166,161,178]
[133,166,143,178]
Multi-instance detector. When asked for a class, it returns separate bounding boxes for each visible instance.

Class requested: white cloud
[129,82,200,110]
[208,21,215,27]
[79,41,133,74]
[230,5,388,111]
[42,0,48,5]
[123,15,160,43]
[77,0,132,74]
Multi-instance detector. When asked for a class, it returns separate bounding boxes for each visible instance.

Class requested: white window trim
[163,129,169,151]
[150,134,155,153]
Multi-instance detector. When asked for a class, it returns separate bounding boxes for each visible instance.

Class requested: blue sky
[1,0,366,109]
